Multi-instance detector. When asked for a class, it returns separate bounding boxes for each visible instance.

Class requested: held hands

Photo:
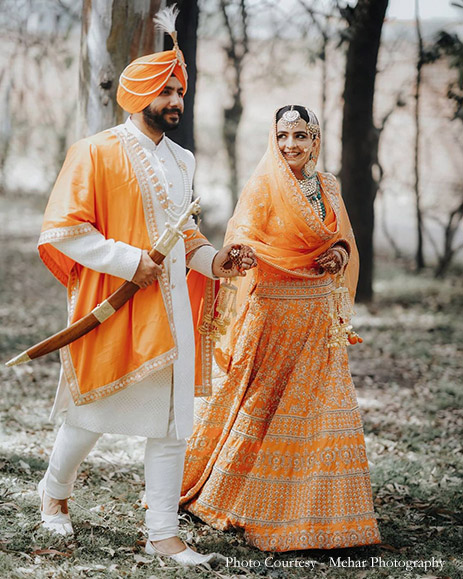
[132,250,163,289]
[212,244,257,278]
[316,245,349,275]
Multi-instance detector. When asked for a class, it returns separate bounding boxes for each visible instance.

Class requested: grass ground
[0,194,462,578]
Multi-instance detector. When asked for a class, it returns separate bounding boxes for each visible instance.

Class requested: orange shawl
[215,115,359,370]
[38,128,216,405]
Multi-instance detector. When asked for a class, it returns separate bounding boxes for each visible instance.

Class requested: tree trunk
[340,0,389,302]
[0,80,11,193]
[167,0,199,154]
[414,0,426,270]
[220,0,248,210]
[434,199,463,277]
[223,99,243,208]
[319,33,328,171]
[78,0,163,138]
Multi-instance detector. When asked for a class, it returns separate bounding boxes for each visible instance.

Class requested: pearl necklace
[163,139,191,223]
[297,174,326,220]
[123,129,191,225]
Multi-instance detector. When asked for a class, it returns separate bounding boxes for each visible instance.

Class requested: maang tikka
[281,105,301,129]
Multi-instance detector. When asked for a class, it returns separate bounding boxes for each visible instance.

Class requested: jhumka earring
[304,152,317,178]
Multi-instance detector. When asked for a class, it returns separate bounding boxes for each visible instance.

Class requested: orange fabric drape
[39,130,213,404]
[214,119,359,371]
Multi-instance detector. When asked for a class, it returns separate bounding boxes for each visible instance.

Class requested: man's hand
[212,244,257,278]
[131,250,162,288]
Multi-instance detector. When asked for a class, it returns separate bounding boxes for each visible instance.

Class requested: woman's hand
[212,244,257,278]
[316,245,349,275]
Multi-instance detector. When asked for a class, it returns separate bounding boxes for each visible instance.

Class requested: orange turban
[117,48,188,114]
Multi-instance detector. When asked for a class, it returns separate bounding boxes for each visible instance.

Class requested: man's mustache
[163,108,183,116]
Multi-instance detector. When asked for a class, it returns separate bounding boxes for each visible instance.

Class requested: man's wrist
[188,245,219,279]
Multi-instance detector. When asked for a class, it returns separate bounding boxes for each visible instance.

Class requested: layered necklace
[123,128,191,224]
[298,172,326,220]
[163,139,191,223]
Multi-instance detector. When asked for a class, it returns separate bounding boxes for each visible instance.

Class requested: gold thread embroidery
[111,126,178,349]
[255,276,334,299]
[196,279,216,397]
[38,223,96,245]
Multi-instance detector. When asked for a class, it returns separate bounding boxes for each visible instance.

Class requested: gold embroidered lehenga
[180,114,381,552]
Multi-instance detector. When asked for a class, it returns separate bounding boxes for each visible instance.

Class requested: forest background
[0,0,462,578]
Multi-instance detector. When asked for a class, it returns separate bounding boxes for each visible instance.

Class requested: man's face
[142,76,184,132]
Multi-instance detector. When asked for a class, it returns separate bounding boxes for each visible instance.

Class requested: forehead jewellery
[281,105,320,138]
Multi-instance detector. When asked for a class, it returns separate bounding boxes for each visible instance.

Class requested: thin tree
[0,0,80,189]
[433,196,463,277]
[413,0,426,270]
[220,0,249,208]
[297,0,337,171]
[0,76,12,193]
[167,0,199,153]
[374,94,406,260]
[339,0,389,302]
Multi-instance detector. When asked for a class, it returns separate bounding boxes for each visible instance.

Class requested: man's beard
[142,106,183,132]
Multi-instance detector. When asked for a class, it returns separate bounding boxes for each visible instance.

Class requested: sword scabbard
[5,198,202,367]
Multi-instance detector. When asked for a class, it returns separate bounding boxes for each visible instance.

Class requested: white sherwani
[49,118,217,440]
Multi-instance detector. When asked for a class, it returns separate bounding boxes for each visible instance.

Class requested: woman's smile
[276,118,314,178]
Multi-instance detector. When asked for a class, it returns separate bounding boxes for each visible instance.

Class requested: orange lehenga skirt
[180,270,381,552]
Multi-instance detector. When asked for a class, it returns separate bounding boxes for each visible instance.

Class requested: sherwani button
[172,257,177,263]
[171,283,176,289]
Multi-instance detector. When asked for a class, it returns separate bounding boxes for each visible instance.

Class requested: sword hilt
[153,198,201,257]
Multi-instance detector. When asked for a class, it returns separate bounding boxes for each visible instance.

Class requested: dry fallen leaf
[379,543,399,552]
[30,548,70,557]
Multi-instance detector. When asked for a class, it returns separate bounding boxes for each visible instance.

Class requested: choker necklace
[298,172,318,197]
[297,174,326,220]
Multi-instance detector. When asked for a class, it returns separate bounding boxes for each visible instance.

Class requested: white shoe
[145,539,215,566]
[37,479,74,536]
[141,493,148,509]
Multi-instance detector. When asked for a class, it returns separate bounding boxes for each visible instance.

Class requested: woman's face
[276,118,314,178]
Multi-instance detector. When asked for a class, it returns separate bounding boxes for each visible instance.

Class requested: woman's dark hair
[276,106,320,140]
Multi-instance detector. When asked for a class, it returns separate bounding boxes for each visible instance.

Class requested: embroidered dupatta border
[269,115,341,241]
[255,172,343,279]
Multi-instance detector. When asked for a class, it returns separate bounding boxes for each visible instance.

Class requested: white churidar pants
[43,399,187,541]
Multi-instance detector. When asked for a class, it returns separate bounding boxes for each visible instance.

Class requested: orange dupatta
[215,115,359,370]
